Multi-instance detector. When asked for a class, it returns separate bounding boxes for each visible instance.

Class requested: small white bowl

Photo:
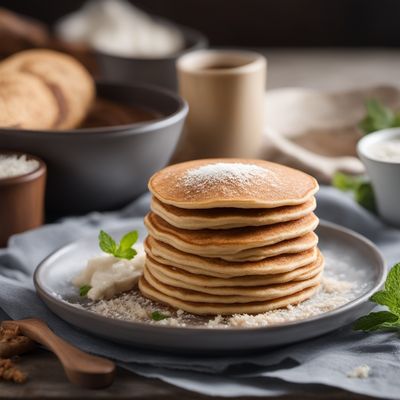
[357,128,400,226]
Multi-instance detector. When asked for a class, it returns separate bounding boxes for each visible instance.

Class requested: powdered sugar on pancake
[149,159,318,208]
[179,163,278,194]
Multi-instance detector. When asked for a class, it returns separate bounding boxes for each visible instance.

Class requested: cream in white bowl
[363,137,400,163]
[357,128,400,226]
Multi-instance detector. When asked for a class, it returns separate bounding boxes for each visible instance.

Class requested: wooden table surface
[3,48,398,400]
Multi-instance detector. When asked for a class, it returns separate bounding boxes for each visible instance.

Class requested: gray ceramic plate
[34,220,385,354]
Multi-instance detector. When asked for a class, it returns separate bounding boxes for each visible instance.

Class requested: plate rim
[33,219,386,334]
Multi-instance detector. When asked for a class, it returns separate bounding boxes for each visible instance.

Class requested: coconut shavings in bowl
[0,155,39,179]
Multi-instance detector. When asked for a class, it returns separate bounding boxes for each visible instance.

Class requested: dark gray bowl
[97,26,207,91]
[0,82,188,214]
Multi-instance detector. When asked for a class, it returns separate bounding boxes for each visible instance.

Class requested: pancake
[221,232,319,262]
[144,212,319,256]
[148,159,319,209]
[145,236,319,277]
[151,196,317,230]
[143,266,322,303]
[145,252,324,291]
[139,276,320,315]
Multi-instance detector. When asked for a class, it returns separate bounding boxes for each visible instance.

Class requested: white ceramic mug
[357,128,400,226]
[173,49,267,162]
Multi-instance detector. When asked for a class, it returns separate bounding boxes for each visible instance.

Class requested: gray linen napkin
[1,186,399,398]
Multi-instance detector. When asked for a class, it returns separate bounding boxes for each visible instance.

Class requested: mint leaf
[332,172,376,213]
[355,182,376,213]
[354,263,400,332]
[114,247,137,260]
[119,231,138,250]
[332,172,360,191]
[371,263,400,314]
[366,99,394,127]
[393,112,400,127]
[359,99,395,135]
[99,230,117,255]
[98,230,139,260]
[151,311,169,321]
[359,115,376,135]
[79,285,91,297]
[354,311,399,331]
[384,262,400,295]
[371,291,399,314]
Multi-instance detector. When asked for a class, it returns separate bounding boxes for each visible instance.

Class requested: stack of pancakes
[139,159,322,315]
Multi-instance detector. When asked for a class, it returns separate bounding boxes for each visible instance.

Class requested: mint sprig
[332,172,376,213]
[359,99,399,135]
[150,311,170,321]
[79,285,91,297]
[354,263,400,331]
[99,230,138,260]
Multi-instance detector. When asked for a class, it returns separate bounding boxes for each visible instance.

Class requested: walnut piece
[0,324,35,358]
[0,358,27,383]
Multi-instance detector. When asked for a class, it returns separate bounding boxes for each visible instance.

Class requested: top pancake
[148,158,319,209]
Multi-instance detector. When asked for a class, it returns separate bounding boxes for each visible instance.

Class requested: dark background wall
[2,0,400,47]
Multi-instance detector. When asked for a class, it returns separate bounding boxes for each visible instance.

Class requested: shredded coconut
[0,155,39,179]
[347,365,370,379]
[228,277,353,328]
[82,276,355,329]
[321,276,353,294]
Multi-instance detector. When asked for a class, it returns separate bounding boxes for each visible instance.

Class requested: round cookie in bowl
[0,49,95,130]
[0,50,188,213]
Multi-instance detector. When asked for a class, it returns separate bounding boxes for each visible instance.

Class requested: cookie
[0,72,58,129]
[0,49,95,129]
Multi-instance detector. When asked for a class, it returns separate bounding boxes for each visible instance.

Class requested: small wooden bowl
[0,151,46,247]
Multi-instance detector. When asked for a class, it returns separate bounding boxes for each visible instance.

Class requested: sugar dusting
[83,275,355,329]
[178,163,278,195]
[0,154,39,179]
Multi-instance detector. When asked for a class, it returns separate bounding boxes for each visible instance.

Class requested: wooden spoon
[1,319,115,389]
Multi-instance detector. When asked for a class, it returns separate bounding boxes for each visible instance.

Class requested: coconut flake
[347,365,370,379]
[0,155,39,179]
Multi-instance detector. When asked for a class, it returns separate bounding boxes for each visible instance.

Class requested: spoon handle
[2,319,115,389]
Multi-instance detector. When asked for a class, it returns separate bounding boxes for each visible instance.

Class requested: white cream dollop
[73,244,145,300]
[56,0,185,58]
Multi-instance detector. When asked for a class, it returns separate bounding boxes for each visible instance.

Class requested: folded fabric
[0,187,399,398]
[263,85,400,182]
